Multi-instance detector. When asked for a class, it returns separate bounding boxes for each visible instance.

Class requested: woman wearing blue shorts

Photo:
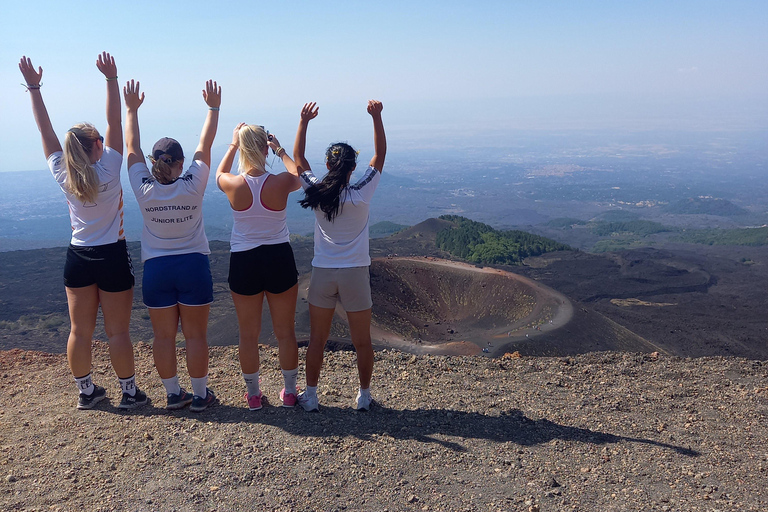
[294,100,386,411]
[123,80,220,412]
[19,53,147,410]
[216,124,302,410]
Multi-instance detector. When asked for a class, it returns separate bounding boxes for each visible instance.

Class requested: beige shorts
[307,266,372,312]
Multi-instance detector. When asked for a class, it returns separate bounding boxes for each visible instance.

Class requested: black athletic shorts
[228,242,298,295]
[63,239,135,292]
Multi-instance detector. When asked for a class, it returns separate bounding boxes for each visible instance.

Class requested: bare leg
[265,284,299,371]
[149,306,180,380]
[99,288,135,379]
[231,291,264,375]
[347,308,373,389]
[65,285,99,378]
[179,304,210,379]
[306,304,335,387]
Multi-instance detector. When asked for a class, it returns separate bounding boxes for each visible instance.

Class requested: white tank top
[230,173,290,252]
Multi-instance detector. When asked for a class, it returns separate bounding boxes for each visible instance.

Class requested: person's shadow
[108,400,699,457]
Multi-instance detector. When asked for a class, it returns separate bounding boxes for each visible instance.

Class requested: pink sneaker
[279,388,297,407]
[244,391,263,411]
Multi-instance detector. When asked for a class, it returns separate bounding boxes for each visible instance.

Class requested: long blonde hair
[238,125,268,176]
[63,123,100,203]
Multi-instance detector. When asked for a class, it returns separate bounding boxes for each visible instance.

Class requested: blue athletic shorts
[142,253,213,308]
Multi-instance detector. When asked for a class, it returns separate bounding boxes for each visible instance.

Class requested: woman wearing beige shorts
[294,100,386,411]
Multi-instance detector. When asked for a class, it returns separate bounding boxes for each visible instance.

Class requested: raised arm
[96,52,122,155]
[267,133,300,192]
[19,57,61,158]
[193,80,221,168]
[123,80,146,169]
[293,102,318,174]
[216,123,245,193]
[367,100,386,172]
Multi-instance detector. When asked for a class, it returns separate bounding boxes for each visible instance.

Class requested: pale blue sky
[2,0,766,171]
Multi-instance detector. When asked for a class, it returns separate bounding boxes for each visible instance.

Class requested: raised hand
[367,100,383,117]
[203,80,221,108]
[267,133,282,153]
[231,122,246,147]
[123,80,145,111]
[96,51,118,79]
[300,102,319,122]
[19,56,43,87]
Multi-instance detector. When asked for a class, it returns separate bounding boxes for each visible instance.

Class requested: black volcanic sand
[516,245,768,360]
[2,344,768,511]
[2,220,768,359]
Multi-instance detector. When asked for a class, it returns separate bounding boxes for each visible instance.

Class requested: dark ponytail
[299,142,357,222]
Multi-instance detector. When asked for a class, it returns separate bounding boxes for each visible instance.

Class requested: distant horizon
[3,1,766,171]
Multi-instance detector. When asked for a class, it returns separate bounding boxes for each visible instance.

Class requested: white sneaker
[355,390,373,411]
[297,391,319,412]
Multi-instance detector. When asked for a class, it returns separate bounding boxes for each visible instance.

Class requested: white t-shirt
[48,146,125,246]
[230,173,290,252]
[129,159,210,262]
[300,166,381,268]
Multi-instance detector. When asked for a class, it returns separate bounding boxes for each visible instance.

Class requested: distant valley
[2,129,766,359]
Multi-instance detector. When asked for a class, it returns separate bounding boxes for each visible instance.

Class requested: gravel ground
[2,342,767,511]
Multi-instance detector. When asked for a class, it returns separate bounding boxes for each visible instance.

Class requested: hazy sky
[2,0,766,171]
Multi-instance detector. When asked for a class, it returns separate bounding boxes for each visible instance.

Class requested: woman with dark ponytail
[294,100,386,412]
[123,79,221,412]
[19,53,147,410]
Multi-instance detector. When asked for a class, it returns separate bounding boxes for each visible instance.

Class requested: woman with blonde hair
[123,79,220,412]
[216,123,302,410]
[294,100,386,411]
[18,53,147,410]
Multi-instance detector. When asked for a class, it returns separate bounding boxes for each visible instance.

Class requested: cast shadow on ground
[107,401,699,457]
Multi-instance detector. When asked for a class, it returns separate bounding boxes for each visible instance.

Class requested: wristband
[276,147,285,156]
[22,83,41,91]
[106,76,118,81]
[209,107,220,111]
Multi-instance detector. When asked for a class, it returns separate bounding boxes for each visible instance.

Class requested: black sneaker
[166,388,194,410]
[118,388,149,410]
[190,388,217,412]
[77,385,107,410]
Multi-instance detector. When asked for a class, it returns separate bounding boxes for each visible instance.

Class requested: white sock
[304,384,318,396]
[161,375,181,396]
[243,371,261,397]
[281,367,299,395]
[74,373,94,396]
[359,387,371,398]
[119,374,137,397]
[190,375,208,398]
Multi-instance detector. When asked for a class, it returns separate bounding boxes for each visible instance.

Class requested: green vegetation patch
[1,314,67,331]
[664,197,748,217]
[544,217,588,229]
[369,221,410,238]
[593,210,641,222]
[591,238,658,253]
[590,220,671,237]
[675,226,768,246]
[436,215,570,265]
